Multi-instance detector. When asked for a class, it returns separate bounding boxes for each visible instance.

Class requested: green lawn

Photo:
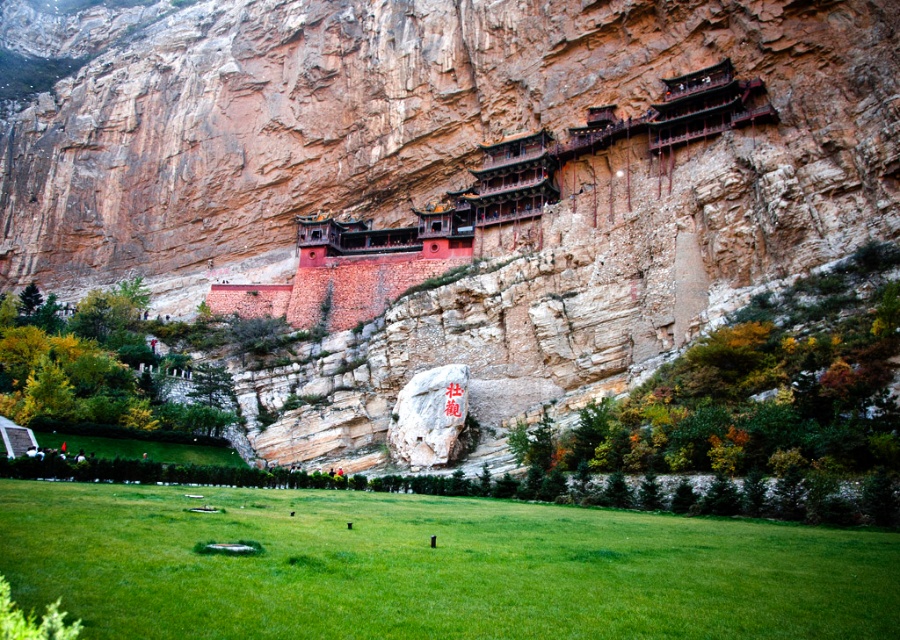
[0,480,898,640]
[33,433,246,467]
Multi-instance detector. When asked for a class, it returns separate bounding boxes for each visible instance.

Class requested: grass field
[0,479,898,640]
[32,433,246,468]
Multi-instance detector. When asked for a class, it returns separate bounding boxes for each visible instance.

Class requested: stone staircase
[0,417,38,458]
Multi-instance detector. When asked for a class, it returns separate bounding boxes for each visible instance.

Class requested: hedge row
[1,456,896,528]
[28,417,231,448]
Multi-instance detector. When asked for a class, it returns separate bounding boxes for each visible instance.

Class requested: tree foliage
[187,364,235,408]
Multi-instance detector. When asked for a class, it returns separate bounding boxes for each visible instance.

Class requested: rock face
[1,0,897,304]
[389,364,470,469]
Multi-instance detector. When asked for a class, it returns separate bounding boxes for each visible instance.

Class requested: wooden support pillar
[668,145,675,195]
[657,148,663,200]
[626,127,632,213]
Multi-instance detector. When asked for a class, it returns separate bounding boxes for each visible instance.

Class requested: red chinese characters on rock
[445,383,465,418]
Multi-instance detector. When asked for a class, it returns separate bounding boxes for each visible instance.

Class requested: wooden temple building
[296,203,477,267]
[460,130,560,228]
[211,59,779,331]
[648,59,777,152]
[554,105,654,163]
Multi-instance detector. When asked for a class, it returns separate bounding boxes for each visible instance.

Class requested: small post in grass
[347,522,353,530]
[431,535,437,548]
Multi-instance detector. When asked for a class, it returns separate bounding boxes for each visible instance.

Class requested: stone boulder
[389,364,470,469]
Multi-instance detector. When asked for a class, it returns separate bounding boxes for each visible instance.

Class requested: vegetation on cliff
[0,277,238,441]
[569,241,900,478]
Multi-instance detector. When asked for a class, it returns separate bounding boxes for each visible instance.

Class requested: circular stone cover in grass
[207,544,256,553]
[195,540,264,556]
[185,494,204,499]
[189,507,220,513]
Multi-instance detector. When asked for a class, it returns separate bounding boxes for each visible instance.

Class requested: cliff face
[1,0,897,299]
[1,0,899,468]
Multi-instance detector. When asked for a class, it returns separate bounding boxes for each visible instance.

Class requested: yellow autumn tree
[0,326,50,389]
[20,358,76,423]
[121,398,159,431]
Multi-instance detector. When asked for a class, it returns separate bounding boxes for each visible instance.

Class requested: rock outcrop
[389,363,470,469]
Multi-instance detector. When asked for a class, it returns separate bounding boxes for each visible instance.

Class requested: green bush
[861,467,898,527]
[0,574,81,640]
[774,466,807,521]
[638,470,664,511]
[741,468,769,517]
[602,471,634,508]
[491,473,520,499]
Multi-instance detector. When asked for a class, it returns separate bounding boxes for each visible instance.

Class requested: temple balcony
[479,147,549,171]
[585,105,618,126]
[475,174,551,198]
[650,96,742,127]
[338,242,423,255]
[475,206,544,228]
[731,103,778,126]
[554,114,653,162]
[649,120,732,151]
[662,73,734,102]
[298,233,342,254]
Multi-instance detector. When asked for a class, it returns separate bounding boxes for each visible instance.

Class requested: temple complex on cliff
[207,59,777,332]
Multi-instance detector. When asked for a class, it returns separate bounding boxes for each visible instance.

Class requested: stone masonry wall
[206,285,293,319]
[286,255,471,332]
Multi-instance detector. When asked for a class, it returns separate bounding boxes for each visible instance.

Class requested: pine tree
[537,467,569,502]
[638,469,663,511]
[187,364,235,407]
[861,467,897,527]
[477,463,492,497]
[518,464,545,500]
[572,459,593,497]
[741,467,770,517]
[774,465,807,521]
[671,477,698,514]
[700,473,741,516]
[602,470,634,508]
[491,473,520,499]
[18,282,43,316]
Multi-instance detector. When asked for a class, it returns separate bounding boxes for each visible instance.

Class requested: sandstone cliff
[2,0,897,299]
[1,0,898,470]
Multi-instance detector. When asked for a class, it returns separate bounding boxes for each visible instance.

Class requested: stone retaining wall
[209,255,471,332]
[206,285,293,319]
